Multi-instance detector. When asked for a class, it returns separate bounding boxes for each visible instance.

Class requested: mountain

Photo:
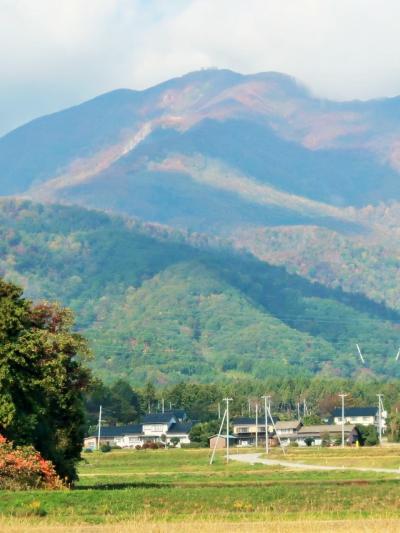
[2,69,400,237]
[1,199,399,384]
[1,69,400,382]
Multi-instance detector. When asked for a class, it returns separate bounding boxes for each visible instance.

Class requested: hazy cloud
[1,0,400,135]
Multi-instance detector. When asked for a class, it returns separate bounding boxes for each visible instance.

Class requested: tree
[0,279,91,482]
[388,412,400,442]
[356,424,379,446]
[304,437,314,447]
[109,380,141,424]
[189,420,220,447]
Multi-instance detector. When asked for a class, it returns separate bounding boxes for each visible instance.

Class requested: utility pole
[356,344,365,364]
[255,402,259,448]
[97,405,102,450]
[148,401,151,414]
[377,394,384,444]
[297,402,300,421]
[261,395,271,455]
[248,398,251,416]
[339,394,348,448]
[161,398,165,413]
[396,348,400,362]
[218,402,221,420]
[223,398,233,463]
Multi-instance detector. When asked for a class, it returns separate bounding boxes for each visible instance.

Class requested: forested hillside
[1,200,399,384]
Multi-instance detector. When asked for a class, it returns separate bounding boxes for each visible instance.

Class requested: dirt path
[230,453,400,474]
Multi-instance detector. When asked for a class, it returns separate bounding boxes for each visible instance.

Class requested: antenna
[396,348,400,362]
[356,344,365,364]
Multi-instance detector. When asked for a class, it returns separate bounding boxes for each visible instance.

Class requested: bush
[0,434,62,490]
[170,437,180,448]
[100,443,112,453]
[142,441,160,450]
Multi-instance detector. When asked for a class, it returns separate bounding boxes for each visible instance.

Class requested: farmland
[0,447,400,531]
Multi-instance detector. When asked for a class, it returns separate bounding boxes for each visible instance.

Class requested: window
[236,427,249,433]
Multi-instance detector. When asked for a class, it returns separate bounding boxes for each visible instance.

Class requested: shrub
[0,434,62,490]
[100,443,112,453]
[170,437,180,448]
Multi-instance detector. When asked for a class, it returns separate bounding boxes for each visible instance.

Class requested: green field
[1,447,400,531]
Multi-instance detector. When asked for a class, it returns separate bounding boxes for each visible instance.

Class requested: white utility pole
[356,344,365,364]
[218,402,221,420]
[396,348,400,362]
[209,408,227,465]
[97,405,102,450]
[255,402,259,448]
[261,395,271,454]
[248,399,251,416]
[266,402,286,456]
[161,398,165,413]
[339,394,348,448]
[223,398,233,463]
[377,394,384,444]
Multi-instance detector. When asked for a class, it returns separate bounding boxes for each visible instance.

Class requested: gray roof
[275,420,302,430]
[298,424,356,436]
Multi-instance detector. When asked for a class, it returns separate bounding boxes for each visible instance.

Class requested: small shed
[209,434,237,449]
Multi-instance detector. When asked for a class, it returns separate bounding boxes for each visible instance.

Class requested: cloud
[1,0,400,135]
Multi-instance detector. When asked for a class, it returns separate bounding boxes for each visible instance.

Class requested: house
[331,407,387,432]
[232,416,279,446]
[296,424,360,446]
[84,410,192,450]
[274,420,303,445]
[209,434,237,449]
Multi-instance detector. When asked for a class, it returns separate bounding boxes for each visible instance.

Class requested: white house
[331,407,387,432]
[84,410,192,449]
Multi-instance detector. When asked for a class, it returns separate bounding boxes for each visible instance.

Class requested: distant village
[85,405,387,451]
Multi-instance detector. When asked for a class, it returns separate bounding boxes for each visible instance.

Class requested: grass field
[1,447,400,531]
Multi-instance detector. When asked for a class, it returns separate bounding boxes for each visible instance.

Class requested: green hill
[1,199,399,384]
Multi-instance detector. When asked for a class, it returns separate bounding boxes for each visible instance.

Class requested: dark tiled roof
[142,413,176,424]
[331,407,378,417]
[167,422,193,434]
[232,416,280,425]
[87,424,142,438]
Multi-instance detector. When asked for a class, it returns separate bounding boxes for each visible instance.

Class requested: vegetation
[0,277,91,482]
[1,448,400,527]
[1,199,400,384]
[0,435,62,490]
[235,225,400,312]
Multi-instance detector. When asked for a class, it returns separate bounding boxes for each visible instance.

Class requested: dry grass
[1,518,400,533]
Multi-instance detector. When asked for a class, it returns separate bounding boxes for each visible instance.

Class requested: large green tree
[0,278,91,482]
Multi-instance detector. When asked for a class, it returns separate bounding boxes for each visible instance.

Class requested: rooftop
[331,407,378,417]
[298,424,357,435]
[275,420,302,430]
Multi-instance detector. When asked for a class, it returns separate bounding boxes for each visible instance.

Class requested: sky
[1,0,400,136]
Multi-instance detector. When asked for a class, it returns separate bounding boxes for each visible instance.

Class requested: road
[229,453,400,474]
